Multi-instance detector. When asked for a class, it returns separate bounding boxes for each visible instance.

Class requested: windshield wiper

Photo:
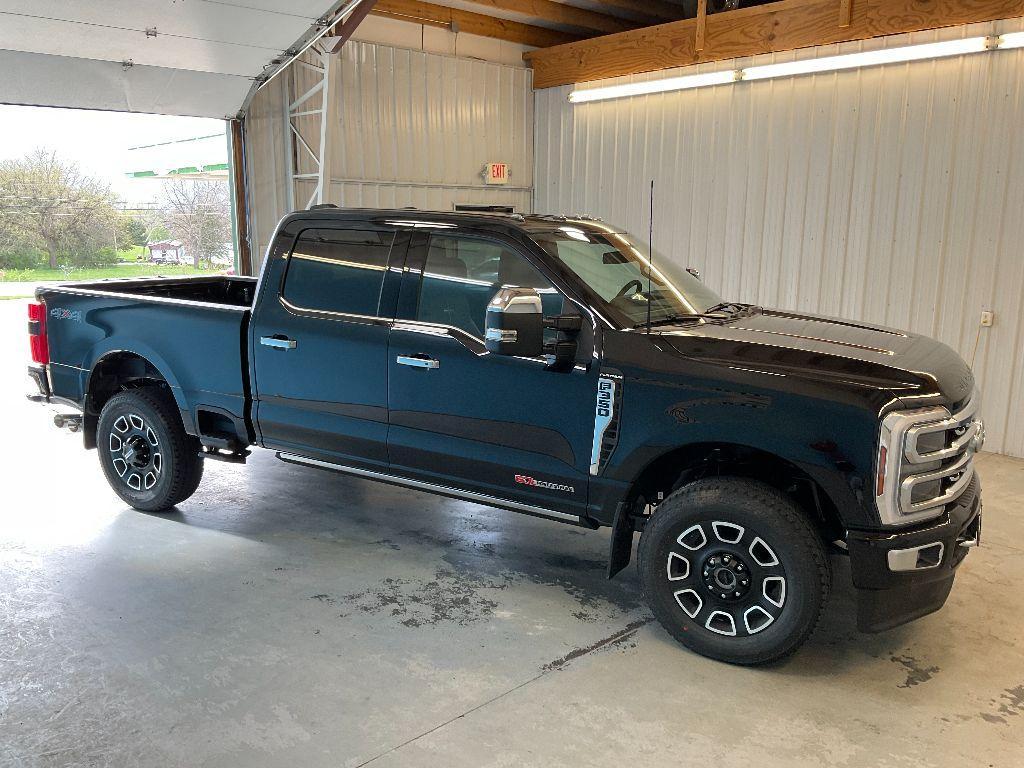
[633,313,702,328]
[632,303,761,329]
[702,302,760,318]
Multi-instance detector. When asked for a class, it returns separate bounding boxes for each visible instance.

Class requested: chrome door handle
[396,355,439,369]
[260,336,297,350]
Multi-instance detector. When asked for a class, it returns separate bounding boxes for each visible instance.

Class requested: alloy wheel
[665,520,787,636]
[108,413,163,492]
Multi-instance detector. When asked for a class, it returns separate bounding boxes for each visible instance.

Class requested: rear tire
[97,387,204,512]
[638,477,830,665]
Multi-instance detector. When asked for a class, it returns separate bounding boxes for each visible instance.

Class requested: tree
[120,214,148,248]
[162,179,231,268]
[0,149,120,269]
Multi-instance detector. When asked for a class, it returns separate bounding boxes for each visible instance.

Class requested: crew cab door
[387,231,597,517]
[250,223,405,468]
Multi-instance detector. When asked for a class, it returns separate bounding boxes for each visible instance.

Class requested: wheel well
[83,353,171,449]
[628,443,843,542]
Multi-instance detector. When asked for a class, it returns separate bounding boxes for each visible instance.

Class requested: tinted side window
[416,235,561,339]
[283,228,394,316]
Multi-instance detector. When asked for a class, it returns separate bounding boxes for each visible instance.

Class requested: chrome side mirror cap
[484,287,545,357]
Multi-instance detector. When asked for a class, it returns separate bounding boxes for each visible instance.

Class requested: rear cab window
[282,227,395,317]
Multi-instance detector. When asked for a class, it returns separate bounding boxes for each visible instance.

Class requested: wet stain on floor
[542,618,652,672]
[980,684,1024,724]
[891,654,940,688]
[311,568,510,628]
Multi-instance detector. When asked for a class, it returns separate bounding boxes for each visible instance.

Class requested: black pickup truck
[26,208,984,665]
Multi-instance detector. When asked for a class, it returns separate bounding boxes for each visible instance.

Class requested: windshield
[531,226,722,328]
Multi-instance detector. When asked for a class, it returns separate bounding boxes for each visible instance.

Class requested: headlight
[875,392,981,526]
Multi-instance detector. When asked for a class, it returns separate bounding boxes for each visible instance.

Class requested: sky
[0,105,227,207]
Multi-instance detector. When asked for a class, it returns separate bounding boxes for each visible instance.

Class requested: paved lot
[0,281,56,299]
[1,298,1022,767]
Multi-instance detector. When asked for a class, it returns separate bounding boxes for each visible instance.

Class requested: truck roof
[291,206,624,235]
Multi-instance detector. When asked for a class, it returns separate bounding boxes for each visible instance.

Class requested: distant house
[147,240,186,264]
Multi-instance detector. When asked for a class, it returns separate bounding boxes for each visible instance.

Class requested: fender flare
[85,342,188,414]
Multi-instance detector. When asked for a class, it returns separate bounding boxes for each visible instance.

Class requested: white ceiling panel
[0,0,342,116]
[0,48,253,118]
[0,15,276,76]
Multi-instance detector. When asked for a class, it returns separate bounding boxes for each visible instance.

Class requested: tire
[638,477,830,665]
[97,387,204,512]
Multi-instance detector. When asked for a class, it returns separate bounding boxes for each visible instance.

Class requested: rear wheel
[638,477,830,665]
[97,387,203,512]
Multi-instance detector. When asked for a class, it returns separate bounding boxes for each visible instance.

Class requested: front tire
[638,477,830,665]
[97,387,204,512]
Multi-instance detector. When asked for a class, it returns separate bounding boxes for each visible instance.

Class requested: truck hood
[655,308,974,404]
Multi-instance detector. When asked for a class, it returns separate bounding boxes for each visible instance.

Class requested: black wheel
[97,387,204,512]
[638,477,830,665]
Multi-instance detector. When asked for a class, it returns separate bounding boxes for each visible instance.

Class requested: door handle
[261,336,297,350]
[396,355,439,370]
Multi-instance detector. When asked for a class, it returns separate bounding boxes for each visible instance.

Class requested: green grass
[0,263,218,283]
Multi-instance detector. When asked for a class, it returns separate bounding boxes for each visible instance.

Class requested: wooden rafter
[525,0,1024,89]
[325,0,380,54]
[839,0,852,28]
[461,0,634,35]
[371,0,583,47]
[596,0,690,24]
[695,0,707,51]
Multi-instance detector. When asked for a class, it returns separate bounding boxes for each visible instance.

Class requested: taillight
[28,302,49,364]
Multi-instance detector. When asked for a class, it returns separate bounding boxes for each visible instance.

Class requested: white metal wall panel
[535,19,1024,458]
[243,74,291,268]
[326,41,533,210]
[245,40,534,269]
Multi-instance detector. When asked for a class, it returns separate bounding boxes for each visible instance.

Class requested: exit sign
[484,162,509,185]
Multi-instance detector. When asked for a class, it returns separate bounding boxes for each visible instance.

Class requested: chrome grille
[876,391,984,526]
[904,395,982,465]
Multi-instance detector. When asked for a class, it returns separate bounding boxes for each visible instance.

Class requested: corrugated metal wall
[243,74,290,270]
[245,40,534,272]
[535,18,1024,458]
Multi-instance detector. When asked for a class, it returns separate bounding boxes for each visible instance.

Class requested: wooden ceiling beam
[460,0,635,35]
[525,0,1024,89]
[595,0,690,24]
[324,0,380,54]
[371,0,584,47]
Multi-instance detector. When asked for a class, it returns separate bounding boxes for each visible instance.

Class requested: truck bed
[52,274,258,307]
[36,275,256,444]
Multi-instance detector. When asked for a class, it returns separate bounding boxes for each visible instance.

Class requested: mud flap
[607,500,637,579]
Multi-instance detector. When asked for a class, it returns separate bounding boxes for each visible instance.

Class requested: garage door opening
[0,104,242,298]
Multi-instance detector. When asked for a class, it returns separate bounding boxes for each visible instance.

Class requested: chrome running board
[276,452,584,526]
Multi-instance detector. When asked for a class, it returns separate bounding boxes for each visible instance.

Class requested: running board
[276,451,585,527]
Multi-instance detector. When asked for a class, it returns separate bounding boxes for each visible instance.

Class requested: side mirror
[686,267,701,281]
[485,287,545,357]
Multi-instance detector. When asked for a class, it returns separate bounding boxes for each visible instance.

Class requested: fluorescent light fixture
[1000,31,1024,49]
[743,36,990,81]
[568,32,1016,105]
[568,70,739,103]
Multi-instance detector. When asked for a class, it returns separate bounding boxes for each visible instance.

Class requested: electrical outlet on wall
[980,310,994,327]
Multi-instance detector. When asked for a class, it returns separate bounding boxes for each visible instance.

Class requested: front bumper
[847,473,982,633]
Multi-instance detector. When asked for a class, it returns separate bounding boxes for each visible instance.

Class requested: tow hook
[53,413,83,433]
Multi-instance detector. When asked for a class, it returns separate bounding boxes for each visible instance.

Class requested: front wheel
[97,387,204,512]
[638,477,830,665]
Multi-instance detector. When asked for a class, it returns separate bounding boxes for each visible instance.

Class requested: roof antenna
[646,178,654,335]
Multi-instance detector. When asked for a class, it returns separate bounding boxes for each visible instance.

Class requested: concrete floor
[2,298,1023,768]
